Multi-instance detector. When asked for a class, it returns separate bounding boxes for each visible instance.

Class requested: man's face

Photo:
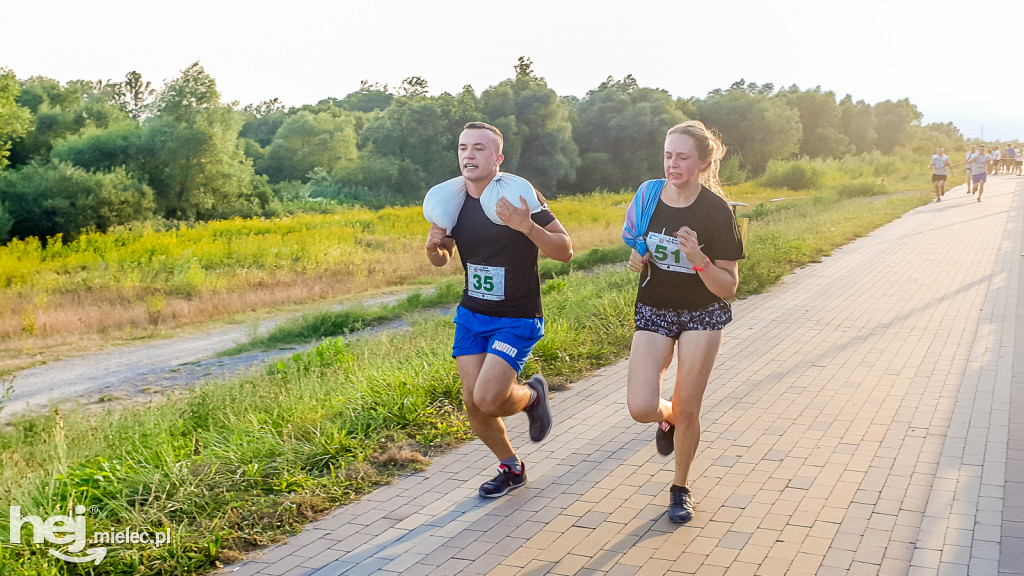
[458,129,502,184]
[937,147,944,155]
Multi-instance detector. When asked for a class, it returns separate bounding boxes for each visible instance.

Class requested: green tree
[696,81,801,174]
[336,80,394,113]
[239,99,289,149]
[397,76,429,97]
[111,71,155,120]
[50,123,144,172]
[839,95,877,153]
[904,122,963,154]
[479,57,578,193]
[140,63,266,219]
[152,61,220,123]
[779,85,850,158]
[0,68,33,170]
[256,110,359,183]
[873,98,922,153]
[572,75,687,192]
[359,91,480,192]
[8,76,130,165]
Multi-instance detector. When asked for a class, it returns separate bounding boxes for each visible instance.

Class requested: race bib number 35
[467,263,506,301]
[648,231,695,273]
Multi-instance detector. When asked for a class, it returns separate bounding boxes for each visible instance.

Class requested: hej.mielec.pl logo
[8,505,171,564]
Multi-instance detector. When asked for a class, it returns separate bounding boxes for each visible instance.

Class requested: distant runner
[966,145,978,194]
[928,147,952,201]
[968,145,991,202]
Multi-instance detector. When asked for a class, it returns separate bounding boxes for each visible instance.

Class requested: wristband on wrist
[693,256,710,273]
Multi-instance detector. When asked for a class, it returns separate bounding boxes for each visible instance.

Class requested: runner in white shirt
[989,147,1001,174]
[968,146,991,201]
[928,147,952,201]
[965,145,978,193]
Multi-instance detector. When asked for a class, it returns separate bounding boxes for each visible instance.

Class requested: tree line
[0,57,966,244]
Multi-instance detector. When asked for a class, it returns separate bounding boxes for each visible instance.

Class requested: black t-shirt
[636,185,745,311]
[451,195,557,318]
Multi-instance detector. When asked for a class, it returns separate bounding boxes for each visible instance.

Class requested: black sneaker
[524,374,552,442]
[668,486,694,524]
[479,462,527,498]
[656,421,675,455]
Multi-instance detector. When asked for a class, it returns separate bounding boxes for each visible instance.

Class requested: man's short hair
[463,121,503,154]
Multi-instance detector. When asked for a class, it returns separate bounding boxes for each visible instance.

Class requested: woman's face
[664,133,704,189]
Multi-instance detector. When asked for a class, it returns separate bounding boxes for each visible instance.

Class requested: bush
[0,161,155,242]
[835,180,887,198]
[719,155,749,185]
[759,158,824,190]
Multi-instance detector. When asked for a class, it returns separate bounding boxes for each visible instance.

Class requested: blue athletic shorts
[972,172,987,184]
[452,306,545,373]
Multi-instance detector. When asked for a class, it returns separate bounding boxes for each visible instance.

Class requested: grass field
[0,153,938,574]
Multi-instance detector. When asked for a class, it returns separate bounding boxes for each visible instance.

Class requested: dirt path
[0,290,431,422]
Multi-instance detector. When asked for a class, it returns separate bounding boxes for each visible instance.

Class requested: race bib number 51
[648,231,695,273]
[467,263,505,301]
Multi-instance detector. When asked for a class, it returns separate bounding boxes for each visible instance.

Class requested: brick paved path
[223,175,1024,576]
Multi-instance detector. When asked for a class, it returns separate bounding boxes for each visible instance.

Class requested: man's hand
[495,195,534,234]
[425,223,447,251]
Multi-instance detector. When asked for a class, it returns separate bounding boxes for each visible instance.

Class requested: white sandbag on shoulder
[422,175,467,232]
[480,172,542,225]
[423,172,542,230]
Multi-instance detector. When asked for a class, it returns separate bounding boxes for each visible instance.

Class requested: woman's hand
[628,248,648,273]
[675,226,706,269]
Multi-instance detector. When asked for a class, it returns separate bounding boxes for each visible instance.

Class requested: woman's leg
[671,329,723,488]
[626,331,676,425]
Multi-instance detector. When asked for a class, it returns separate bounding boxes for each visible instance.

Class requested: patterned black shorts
[634,300,732,339]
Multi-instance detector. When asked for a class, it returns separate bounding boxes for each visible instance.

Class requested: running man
[928,146,952,201]
[968,145,991,201]
[425,121,573,498]
[966,145,978,194]
[990,146,1001,175]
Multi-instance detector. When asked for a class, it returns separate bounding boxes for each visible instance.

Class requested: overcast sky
[5,0,1021,142]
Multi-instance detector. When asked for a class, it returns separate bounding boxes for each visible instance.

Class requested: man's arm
[494,196,573,263]
[425,223,456,267]
[525,218,573,263]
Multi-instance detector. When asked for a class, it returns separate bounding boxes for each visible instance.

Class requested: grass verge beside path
[222,245,633,356]
[0,189,930,575]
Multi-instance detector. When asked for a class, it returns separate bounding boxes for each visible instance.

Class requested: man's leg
[457,353,531,461]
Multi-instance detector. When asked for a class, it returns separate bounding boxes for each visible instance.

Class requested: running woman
[425,122,573,498]
[623,121,745,523]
